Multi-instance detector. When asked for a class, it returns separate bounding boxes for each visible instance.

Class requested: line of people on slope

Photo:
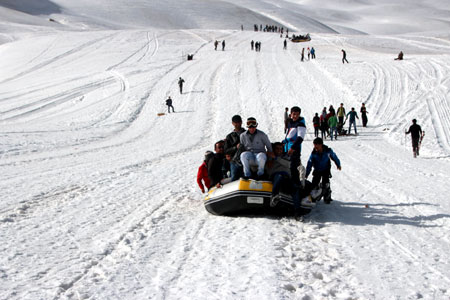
[197,107,342,215]
[306,103,368,140]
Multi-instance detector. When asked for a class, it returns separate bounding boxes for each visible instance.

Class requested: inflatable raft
[204,178,315,216]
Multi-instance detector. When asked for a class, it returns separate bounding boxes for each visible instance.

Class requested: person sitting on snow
[306,138,341,204]
[240,117,274,180]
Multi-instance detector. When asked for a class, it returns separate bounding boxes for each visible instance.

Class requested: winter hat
[246,117,258,128]
[232,115,242,123]
[204,150,214,162]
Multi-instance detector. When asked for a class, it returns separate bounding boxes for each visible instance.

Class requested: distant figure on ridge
[395,51,404,60]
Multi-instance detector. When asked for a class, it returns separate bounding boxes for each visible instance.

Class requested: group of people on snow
[251,40,262,52]
[197,107,342,216]
[214,40,226,51]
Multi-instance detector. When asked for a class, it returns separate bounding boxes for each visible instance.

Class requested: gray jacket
[240,129,273,154]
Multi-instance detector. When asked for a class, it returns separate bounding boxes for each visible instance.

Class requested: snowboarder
[342,49,349,64]
[222,40,225,51]
[306,137,341,204]
[360,103,368,127]
[165,96,174,113]
[283,106,307,185]
[405,119,423,158]
[178,77,185,94]
[346,107,359,134]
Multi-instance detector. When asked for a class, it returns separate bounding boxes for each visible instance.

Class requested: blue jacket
[306,145,341,177]
[284,117,306,153]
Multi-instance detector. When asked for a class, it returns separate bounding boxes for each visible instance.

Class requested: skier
[306,138,341,204]
[283,106,307,185]
[346,107,359,135]
[222,40,225,51]
[342,49,349,64]
[405,119,423,158]
[360,103,368,127]
[165,96,174,113]
[178,77,185,94]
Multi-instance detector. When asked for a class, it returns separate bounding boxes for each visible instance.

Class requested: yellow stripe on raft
[238,179,273,192]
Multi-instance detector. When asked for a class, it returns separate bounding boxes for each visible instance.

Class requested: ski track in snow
[1,27,450,300]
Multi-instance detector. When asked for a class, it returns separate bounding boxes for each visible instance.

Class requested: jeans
[330,127,338,140]
[271,172,290,196]
[348,121,357,134]
[230,161,242,181]
[240,151,267,177]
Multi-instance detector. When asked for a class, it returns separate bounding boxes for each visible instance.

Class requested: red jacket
[197,162,210,192]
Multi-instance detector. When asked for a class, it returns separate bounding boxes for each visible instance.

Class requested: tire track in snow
[0,34,116,84]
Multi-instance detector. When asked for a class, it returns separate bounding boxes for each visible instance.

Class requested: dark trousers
[311,169,330,189]
[290,151,301,185]
[412,138,420,155]
[314,126,319,137]
[167,104,174,113]
[362,114,368,127]
[338,116,344,125]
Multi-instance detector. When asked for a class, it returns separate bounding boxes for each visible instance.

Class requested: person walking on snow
[306,137,341,204]
[214,40,218,50]
[346,107,359,134]
[301,48,305,62]
[283,39,287,50]
[337,103,346,126]
[342,49,349,64]
[405,119,423,158]
[251,40,254,50]
[178,77,185,94]
[311,47,316,59]
[360,103,368,127]
[165,96,174,113]
[222,40,226,51]
[328,112,338,140]
[313,113,320,138]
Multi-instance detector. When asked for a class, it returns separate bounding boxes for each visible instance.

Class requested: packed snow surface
[1,0,450,299]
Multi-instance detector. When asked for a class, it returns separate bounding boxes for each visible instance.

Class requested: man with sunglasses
[240,117,274,180]
[284,106,307,185]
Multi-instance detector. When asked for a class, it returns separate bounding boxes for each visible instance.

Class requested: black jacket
[207,153,224,188]
[224,128,246,164]
[406,124,422,139]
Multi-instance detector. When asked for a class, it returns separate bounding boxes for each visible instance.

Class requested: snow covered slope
[1,1,450,299]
